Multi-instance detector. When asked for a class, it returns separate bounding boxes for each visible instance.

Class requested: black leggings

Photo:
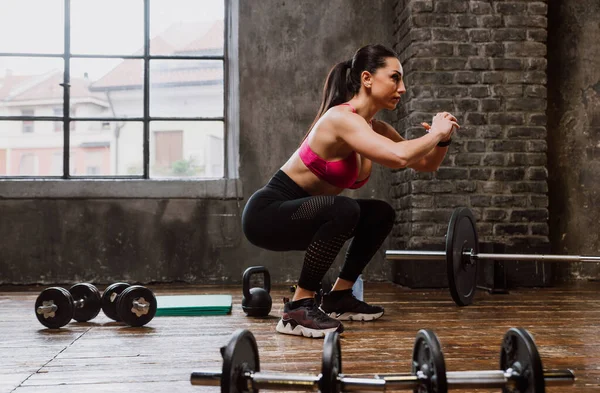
[242,170,395,292]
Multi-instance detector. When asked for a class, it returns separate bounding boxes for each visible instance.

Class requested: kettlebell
[242,266,272,317]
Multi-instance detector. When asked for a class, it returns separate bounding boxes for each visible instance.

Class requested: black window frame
[0,0,231,180]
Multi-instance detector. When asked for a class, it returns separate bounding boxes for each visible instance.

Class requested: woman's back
[281,105,372,195]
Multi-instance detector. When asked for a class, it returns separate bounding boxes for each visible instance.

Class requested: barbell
[386,207,600,306]
[189,327,574,393]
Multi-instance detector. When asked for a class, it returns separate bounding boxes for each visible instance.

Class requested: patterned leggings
[242,170,395,291]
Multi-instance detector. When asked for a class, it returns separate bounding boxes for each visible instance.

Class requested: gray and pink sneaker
[276,298,344,338]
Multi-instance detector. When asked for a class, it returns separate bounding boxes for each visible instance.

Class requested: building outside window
[21,109,34,133]
[0,0,231,181]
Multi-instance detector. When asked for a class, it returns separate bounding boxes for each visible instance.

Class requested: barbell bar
[386,249,600,263]
[190,327,574,393]
[385,207,600,306]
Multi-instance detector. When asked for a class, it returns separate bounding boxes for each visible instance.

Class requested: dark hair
[301,44,399,142]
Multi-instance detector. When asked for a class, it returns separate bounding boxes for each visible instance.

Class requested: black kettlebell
[242,266,272,317]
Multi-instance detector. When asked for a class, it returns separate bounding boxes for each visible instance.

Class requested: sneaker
[276,297,344,338]
[320,289,384,321]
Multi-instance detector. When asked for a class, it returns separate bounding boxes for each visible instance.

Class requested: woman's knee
[358,199,396,223]
[331,196,361,230]
[359,199,395,228]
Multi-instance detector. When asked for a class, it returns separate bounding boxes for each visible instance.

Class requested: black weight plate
[101,282,131,321]
[500,328,545,393]
[221,329,260,393]
[69,283,102,322]
[320,332,342,393]
[35,287,74,329]
[446,207,478,306]
[412,329,448,393]
[116,285,157,327]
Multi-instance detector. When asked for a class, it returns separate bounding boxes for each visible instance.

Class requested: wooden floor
[1,282,599,393]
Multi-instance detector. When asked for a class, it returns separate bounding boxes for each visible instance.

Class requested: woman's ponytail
[300,59,352,143]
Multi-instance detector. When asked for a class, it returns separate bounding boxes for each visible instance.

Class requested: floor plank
[1,282,599,392]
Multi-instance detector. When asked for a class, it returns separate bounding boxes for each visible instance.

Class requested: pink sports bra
[299,103,370,189]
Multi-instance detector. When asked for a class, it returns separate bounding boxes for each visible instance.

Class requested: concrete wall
[547,0,600,281]
[238,0,397,285]
[0,0,396,285]
[3,0,599,287]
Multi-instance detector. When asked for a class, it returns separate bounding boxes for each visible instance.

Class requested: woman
[242,44,458,338]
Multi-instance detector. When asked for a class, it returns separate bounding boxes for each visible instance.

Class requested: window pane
[0,121,63,176]
[150,60,223,118]
[0,0,64,54]
[150,121,223,178]
[150,0,224,56]
[71,121,143,176]
[71,58,144,118]
[0,58,64,111]
[70,0,143,56]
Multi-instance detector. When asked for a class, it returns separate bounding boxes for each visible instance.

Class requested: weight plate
[34,287,74,329]
[221,329,260,393]
[101,282,131,321]
[115,285,157,327]
[500,328,545,393]
[446,207,479,306]
[412,329,448,393]
[320,332,342,393]
[69,283,102,322]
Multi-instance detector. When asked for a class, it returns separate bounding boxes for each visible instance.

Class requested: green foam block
[155,295,233,316]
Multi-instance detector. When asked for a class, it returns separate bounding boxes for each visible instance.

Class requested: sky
[0,0,224,80]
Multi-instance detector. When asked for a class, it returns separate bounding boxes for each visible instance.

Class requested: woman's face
[365,57,406,110]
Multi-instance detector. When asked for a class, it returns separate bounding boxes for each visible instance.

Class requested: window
[54,107,77,132]
[70,107,76,132]
[0,0,236,183]
[208,134,224,177]
[53,108,62,132]
[21,109,34,133]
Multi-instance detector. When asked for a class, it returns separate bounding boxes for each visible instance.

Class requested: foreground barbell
[190,327,574,393]
[386,207,600,306]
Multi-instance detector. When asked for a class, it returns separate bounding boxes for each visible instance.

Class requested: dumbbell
[101,282,157,327]
[35,283,102,329]
[190,328,575,393]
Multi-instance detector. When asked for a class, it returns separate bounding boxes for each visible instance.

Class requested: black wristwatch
[437,139,452,147]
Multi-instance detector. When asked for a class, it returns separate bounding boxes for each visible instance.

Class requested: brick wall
[390,0,551,287]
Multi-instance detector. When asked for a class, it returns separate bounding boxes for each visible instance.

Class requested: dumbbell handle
[133,301,149,310]
[374,369,575,390]
[191,370,321,391]
[191,368,575,391]
[36,297,86,314]
[73,299,85,309]
[190,370,427,391]
[36,304,58,314]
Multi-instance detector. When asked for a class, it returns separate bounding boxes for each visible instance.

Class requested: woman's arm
[332,110,454,169]
[374,119,455,172]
